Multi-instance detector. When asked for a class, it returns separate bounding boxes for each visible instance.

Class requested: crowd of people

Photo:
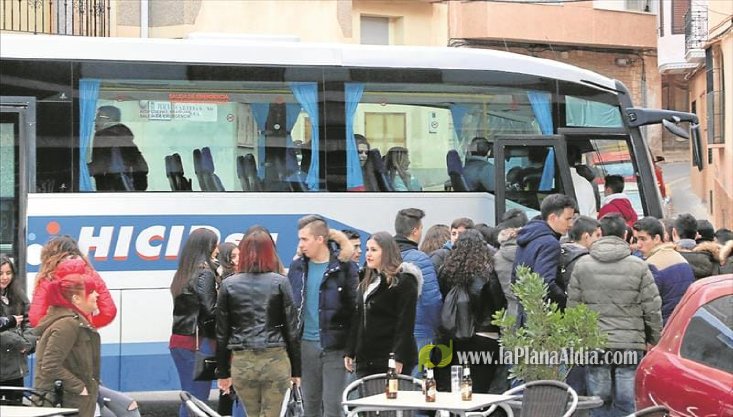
[1,195,731,417]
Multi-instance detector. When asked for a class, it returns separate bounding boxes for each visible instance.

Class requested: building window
[360,16,390,45]
[707,48,725,144]
[625,0,650,12]
[364,112,406,149]
[671,0,690,34]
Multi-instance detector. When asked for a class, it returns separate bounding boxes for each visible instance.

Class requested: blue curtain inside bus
[449,104,471,151]
[251,103,269,178]
[527,91,555,191]
[345,83,365,191]
[566,96,623,127]
[289,82,319,191]
[79,79,101,192]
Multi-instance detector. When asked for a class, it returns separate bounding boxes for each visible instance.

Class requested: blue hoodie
[512,219,565,308]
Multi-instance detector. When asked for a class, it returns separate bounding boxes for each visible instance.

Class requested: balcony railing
[684,9,707,58]
[1,0,110,36]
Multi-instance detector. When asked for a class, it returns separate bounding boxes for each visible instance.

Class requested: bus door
[559,128,662,219]
[493,136,572,223]
[0,97,35,280]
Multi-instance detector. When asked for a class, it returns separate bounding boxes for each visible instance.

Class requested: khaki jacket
[34,306,100,416]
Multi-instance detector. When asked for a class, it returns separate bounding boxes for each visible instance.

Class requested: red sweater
[598,195,638,227]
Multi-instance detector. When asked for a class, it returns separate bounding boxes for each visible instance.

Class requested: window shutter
[671,0,690,35]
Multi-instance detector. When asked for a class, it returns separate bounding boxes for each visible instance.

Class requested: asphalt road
[660,161,709,220]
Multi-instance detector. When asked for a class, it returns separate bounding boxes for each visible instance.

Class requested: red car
[635,274,733,416]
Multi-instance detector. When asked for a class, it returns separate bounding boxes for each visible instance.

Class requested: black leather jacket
[215,272,301,378]
[171,264,218,339]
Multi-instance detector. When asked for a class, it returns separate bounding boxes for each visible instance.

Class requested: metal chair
[0,381,64,407]
[341,372,424,417]
[180,391,223,417]
[471,380,577,417]
[626,405,670,417]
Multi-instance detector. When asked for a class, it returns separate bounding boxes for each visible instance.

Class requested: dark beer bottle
[460,365,472,401]
[386,352,398,399]
[425,368,437,402]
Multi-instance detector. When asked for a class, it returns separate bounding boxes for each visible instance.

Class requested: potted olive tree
[491,266,606,416]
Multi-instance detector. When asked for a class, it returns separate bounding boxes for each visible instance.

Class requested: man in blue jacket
[512,194,577,309]
[393,208,443,376]
[288,215,359,417]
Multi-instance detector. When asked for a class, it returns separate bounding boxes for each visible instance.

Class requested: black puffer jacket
[215,272,301,378]
[171,263,218,339]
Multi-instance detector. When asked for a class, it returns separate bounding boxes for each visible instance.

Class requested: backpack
[440,285,475,340]
[559,245,589,291]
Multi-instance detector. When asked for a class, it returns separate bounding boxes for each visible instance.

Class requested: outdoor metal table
[0,406,79,417]
[342,390,518,417]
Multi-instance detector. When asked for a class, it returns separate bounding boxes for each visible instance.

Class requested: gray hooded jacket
[568,236,662,350]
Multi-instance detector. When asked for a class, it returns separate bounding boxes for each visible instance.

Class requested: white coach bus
[0,34,700,391]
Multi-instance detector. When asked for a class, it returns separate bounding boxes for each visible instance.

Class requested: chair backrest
[633,405,670,417]
[367,149,394,192]
[505,380,578,417]
[180,391,222,417]
[446,150,470,192]
[0,383,63,407]
[193,147,226,191]
[342,372,423,416]
[166,153,192,191]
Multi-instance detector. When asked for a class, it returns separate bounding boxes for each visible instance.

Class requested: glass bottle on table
[386,352,398,399]
[425,368,437,402]
[460,365,472,401]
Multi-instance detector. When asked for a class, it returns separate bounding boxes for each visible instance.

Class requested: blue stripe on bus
[26,342,199,392]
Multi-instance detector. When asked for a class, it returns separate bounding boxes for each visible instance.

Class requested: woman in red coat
[29,236,116,330]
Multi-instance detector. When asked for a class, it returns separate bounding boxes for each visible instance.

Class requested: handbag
[193,325,217,381]
[280,383,304,417]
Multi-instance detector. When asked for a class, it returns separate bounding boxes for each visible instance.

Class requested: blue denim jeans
[170,338,215,417]
[586,352,640,417]
[301,340,347,417]
[411,336,436,378]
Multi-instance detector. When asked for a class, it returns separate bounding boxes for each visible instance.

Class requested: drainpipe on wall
[638,54,649,146]
[140,0,149,38]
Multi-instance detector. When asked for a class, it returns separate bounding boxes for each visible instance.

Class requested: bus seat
[367,149,394,192]
[193,148,225,191]
[446,150,469,192]
[288,171,308,192]
[242,153,263,192]
[236,156,250,191]
[165,153,192,191]
[286,147,308,192]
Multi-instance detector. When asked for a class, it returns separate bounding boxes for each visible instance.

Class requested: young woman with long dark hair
[216,229,300,417]
[169,228,219,417]
[438,229,506,393]
[0,255,36,404]
[344,231,420,377]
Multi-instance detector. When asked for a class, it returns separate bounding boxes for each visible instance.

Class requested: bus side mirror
[691,123,703,171]
[662,118,689,139]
